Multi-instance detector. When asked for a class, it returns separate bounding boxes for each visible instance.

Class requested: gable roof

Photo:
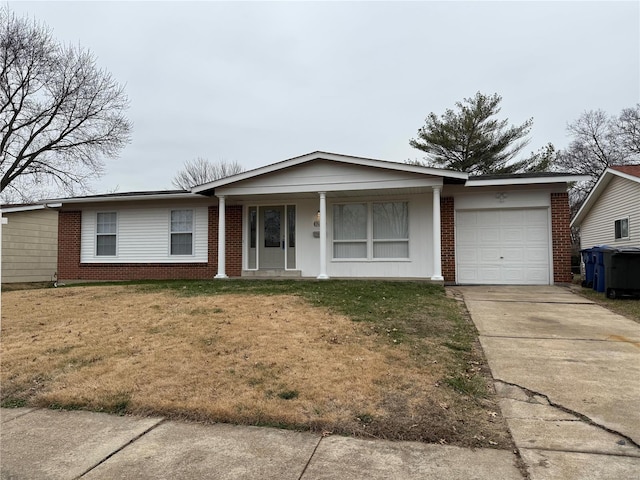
[191,151,469,194]
[571,165,640,227]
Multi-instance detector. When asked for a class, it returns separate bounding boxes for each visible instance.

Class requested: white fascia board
[570,168,637,227]
[52,193,204,204]
[192,151,468,193]
[465,175,590,187]
[0,204,46,213]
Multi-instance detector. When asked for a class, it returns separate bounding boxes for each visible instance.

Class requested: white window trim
[331,201,410,261]
[614,217,630,241]
[169,209,195,256]
[96,211,118,257]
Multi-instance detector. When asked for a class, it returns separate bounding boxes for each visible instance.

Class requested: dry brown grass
[1,285,512,448]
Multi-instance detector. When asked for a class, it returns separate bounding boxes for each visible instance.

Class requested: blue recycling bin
[580,248,595,287]
[591,246,613,293]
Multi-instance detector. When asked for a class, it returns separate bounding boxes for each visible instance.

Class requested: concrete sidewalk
[1,407,523,480]
[456,285,640,480]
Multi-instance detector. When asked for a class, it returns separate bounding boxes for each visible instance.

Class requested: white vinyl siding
[81,206,208,263]
[581,176,640,249]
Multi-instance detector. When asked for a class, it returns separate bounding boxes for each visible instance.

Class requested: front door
[247,205,296,271]
[260,206,285,269]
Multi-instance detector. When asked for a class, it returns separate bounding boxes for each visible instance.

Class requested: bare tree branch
[172,158,244,190]
[0,6,131,201]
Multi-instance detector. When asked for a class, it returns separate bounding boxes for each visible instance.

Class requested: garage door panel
[457,247,478,263]
[502,228,525,243]
[526,227,548,243]
[456,208,550,285]
[501,210,524,224]
[525,268,549,283]
[502,247,525,262]
[526,209,548,224]
[477,210,500,226]
[456,229,478,245]
[479,229,500,242]
[479,247,501,262]
[525,247,548,261]
[503,268,526,282]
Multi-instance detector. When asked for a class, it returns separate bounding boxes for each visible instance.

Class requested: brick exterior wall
[440,197,456,283]
[57,206,243,281]
[551,192,572,283]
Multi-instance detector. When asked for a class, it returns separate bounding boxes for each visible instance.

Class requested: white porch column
[317,192,329,279]
[432,186,444,281]
[215,195,228,279]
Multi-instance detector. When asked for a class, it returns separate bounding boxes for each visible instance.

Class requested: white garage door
[456,209,550,285]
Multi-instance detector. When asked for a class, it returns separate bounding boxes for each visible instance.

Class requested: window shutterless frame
[96,211,117,256]
[614,217,629,240]
[170,209,194,255]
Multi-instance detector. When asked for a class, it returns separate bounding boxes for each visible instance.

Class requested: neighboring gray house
[571,165,640,250]
[1,204,60,283]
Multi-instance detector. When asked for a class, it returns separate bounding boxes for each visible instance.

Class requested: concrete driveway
[457,286,640,480]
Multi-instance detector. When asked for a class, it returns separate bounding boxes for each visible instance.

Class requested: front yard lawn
[1,280,511,448]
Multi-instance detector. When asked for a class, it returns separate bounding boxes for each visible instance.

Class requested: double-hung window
[171,209,193,255]
[96,212,117,256]
[333,201,409,259]
[615,218,629,240]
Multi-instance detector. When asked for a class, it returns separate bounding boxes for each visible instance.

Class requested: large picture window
[333,202,409,259]
[615,218,629,240]
[171,209,193,255]
[96,212,117,256]
[333,203,367,258]
[373,202,409,258]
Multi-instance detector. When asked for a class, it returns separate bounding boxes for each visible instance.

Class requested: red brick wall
[440,197,456,283]
[58,206,243,281]
[551,192,572,283]
[58,211,82,280]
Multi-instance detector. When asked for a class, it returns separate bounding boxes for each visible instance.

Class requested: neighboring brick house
[53,152,582,285]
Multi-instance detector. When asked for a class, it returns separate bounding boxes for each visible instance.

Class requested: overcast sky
[9,1,640,193]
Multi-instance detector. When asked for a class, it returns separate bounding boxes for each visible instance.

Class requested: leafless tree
[556,107,640,206]
[0,7,131,202]
[172,158,244,190]
[616,104,640,156]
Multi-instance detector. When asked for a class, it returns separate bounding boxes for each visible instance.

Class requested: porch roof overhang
[192,151,468,197]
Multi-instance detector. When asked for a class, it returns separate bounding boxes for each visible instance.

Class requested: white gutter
[465,175,590,187]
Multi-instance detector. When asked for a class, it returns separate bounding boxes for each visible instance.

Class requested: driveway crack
[495,379,640,450]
